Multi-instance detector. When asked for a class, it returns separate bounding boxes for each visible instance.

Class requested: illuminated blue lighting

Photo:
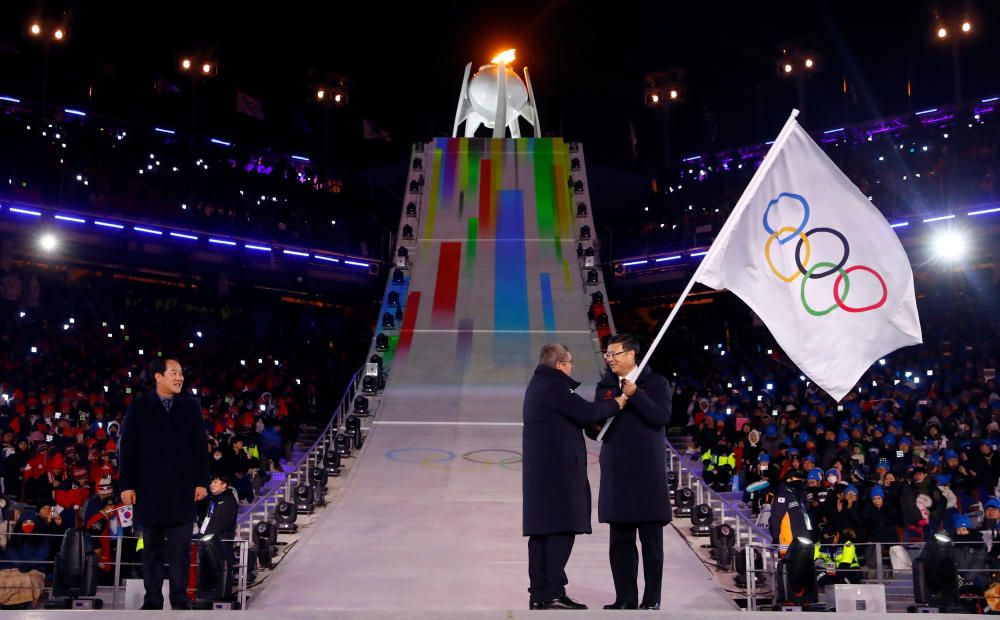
[344,260,369,268]
[765,140,775,145]
[314,254,340,262]
[291,155,310,162]
[0,95,21,104]
[823,127,845,134]
[283,249,309,257]
[682,155,701,162]
[655,255,682,262]
[134,226,162,235]
[63,108,86,117]
[622,260,648,267]
[890,221,909,228]
[245,244,272,252]
[923,214,955,223]
[55,214,86,224]
[154,127,176,135]
[968,206,1000,216]
[169,232,198,240]
[689,251,709,257]
[94,220,124,229]
[209,138,232,147]
[983,97,1000,103]
[209,238,237,246]
[914,108,938,116]
[9,207,41,216]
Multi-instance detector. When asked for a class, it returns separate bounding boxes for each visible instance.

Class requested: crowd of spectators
[664,293,1000,594]
[0,264,369,582]
[612,100,1000,257]
[0,103,392,257]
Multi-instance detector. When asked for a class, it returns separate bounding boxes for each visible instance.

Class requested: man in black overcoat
[120,357,209,610]
[523,343,626,610]
[594,333,672,610]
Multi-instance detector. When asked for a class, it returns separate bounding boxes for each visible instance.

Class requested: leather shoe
[530,600,545,610]
[603,601,638,609]
[639,602,661,610]
[544,595,587,609]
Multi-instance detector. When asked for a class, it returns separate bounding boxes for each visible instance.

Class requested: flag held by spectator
[696,111,922,401]
[362,118,391,142]
[236,90,266,121]
[116,504,134,528]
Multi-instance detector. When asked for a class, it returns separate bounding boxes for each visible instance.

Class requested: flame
[491,49,516,65]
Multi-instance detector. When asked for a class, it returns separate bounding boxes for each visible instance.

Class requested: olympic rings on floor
[384,448,455,463]
[462,449,523,465]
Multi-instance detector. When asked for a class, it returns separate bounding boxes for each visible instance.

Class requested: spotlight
[734,546,764,588]
[30,22,42,36]
[334,433,351,458]
[937,26,948,39]
[804,58,814,68]
[690,503,714,536]
[39,232,59,252]
[46,530,101,609]
[669,89,679,100]
[274,501,298,533]
[316,88,326,101]
[194,535,234,609]
[181,57,192,71]
[784,63,793,74]
[577,203,588,217]
[650,93,660,104]
[912,532,959,611]
[710,524,736,570]
[361,375,379,395]
[294,483,315,514]
[324,445,342,476]
[666,470,679,501]
[579,225,591,239]
[375,333,389,351]
[961,21,972,33]
[381,312,395,330]
[53,28,65,41]
[345,414,363,449]
[387,290,401,306]
[353,395,370,415]
[253,521,277,568]
[391,268,405,284]
[201,62,213,75]
[777,536,818,608]
[932,230,967,261]
[674,487,694,518]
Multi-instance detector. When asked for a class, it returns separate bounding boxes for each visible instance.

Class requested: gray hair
[539,344,570,368]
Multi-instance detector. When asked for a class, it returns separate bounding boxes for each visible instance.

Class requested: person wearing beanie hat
[769,464,814,557]
[861,485,899,551]
[900,464,945,542]
[870,486,885,500]
[950,514,987,591]
[828,483,864,544]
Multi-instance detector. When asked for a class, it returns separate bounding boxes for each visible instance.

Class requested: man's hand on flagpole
[621,380,637,397]
[614,394,628,409]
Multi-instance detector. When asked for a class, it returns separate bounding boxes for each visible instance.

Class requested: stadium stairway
[248,138,734,612]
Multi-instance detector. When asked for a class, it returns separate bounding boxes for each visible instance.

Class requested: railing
[664,436,772,550]
[741,539,996,613]
[236,366,363,543]
[0,531,250,610]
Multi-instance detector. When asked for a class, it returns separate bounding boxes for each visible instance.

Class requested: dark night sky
[1,1,997,168]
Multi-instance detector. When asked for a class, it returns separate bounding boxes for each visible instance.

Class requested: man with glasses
[594,333,672,610]
[523,343,628,610]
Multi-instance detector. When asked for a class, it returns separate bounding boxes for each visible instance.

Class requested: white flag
[696,113,922,401]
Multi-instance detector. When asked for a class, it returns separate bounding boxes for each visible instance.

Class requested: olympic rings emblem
[762,193,888,315]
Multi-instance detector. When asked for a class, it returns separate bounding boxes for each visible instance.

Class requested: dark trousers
[609,522,664,606]
[527,533,576,603]
[141,522,192,608]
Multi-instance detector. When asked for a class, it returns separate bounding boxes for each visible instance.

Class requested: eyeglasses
[602,350,631,360]
[557,358,574,366]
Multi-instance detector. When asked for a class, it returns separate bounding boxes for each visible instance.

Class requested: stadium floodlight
[39,233,59,252]
[937,27,948,39]
[931,230,967,261]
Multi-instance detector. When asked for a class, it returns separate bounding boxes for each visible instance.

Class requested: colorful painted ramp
[389,137,598,387]
[250,139,732,612]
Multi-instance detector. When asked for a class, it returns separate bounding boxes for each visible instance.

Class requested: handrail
[236,367,362,540]
[664,436,772,547]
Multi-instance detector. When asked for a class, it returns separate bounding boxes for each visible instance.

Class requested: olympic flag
[695,111,922,400]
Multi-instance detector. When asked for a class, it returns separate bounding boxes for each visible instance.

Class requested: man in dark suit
[120,357,209,610]
[523,343,626,610]
[594,333,672,610]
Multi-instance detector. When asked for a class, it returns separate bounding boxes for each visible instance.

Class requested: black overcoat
[119,391,210,526]
[595,366,673,524]
[522,365,619,536]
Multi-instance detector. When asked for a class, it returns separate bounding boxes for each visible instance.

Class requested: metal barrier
[0,531,250,610]
[741,539,999,612]
[236,367,362,542]
[664,436,771,550]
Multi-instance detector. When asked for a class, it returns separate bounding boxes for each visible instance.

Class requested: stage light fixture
[334,433,351,458]
[53,28,65,41]
[274,500,298,533]
[294,483,315,514]
[777,536,818,608]
[346,414,363,449]
[353,395,369,415]
[324,445,342,476]
[253,521,277,568]
[674,487,694,518]
[30,22,42,36]
[375,333,389,351]
[181,57,192,71]
[194,535,234,609]
[690,503,714,536]
[710,524,736,570]
[669,89,679,99]
[913,532,959,611]
[45,530,101,609]
[937,27,948,39]
[962,21,972,33]
[784,63,793,74]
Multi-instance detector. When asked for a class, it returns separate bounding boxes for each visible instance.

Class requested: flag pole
[597,109,800,441]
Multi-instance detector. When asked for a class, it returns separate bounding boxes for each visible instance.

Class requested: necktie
[162,398,172,413]
[620,378,626,393]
